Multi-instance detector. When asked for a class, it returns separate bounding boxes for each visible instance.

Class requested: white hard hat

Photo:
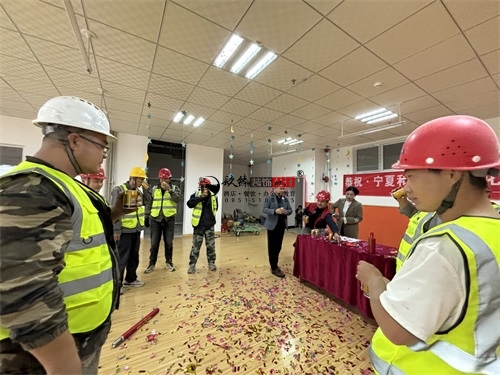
[33,96,116,139]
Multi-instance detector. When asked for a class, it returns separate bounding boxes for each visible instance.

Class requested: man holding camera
[144,168,182,273]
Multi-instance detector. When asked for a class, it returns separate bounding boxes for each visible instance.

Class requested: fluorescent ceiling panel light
[231,44,261,73]
[278,137,292,144]
[338,121,405,140]
[362,110,393,122]
[183,115,195,125]
[173,112,184,123]
[288,140,303,146]
[213,34,243,68]
[366,113,398,124]
[245,51,277,79]
[355,108,387,121]
[193,117,205,127]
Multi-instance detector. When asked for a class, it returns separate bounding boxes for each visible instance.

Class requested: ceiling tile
[148,73,194,101]
[348,67,410,98]
[400,95,441,115]
[46,67,99,94]
[311,111,349,126]
[316,88,362,111]
[445,91,500,112]
[235,0,322,54]
[304,0,341,16]
[159,2,230,64]
[153,46,209,85]
[320,47,387,86]
[464,15,500,55]
[287,74,340,102]
[0,55,47,83]
[248,107,284,123]
[480,49,500,75]
[443,0,500,31]
[254,57,313,92]
[88,20,156,71]
[2,74,58,96]
[101,80,145,104]
[272,114,306,127]
[432,77,498,103]
[0,6,16,30]
[219,98,260,117]
[234,82,281,106]
[209,111,242,125]
[187,86,230,109]
[394,34,476,80]
[283,19,359,72]
[84,0,164,41]
[0,29,36,61]
[370,83,427,108]
[197,66,249,96]
[97,56,150,90]
[366,1,459,64]
[328,0,433,44]
[266,93,308,113]
[175,0,252,30]
[25,36,92,74]
[415,58,488,93]
[291,103,331,120]
[404,105,455,124]
[2,0,76,46]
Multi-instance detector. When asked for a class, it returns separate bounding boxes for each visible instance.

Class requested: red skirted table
[293,234,397,318]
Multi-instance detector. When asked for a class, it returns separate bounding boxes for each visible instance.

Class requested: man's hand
[29,330,82,375]
[110,191,138,222]
[201,188,209,198]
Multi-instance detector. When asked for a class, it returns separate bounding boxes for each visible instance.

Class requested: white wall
[0,115,43,159]
[183,143,224,235]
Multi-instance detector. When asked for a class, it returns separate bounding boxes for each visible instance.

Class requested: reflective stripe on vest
[121,184,145,228]
[0,162,114,337]
[371,217,500,375]
[150,186,176,218]
[396,211,435,271]
[191,192,217,227]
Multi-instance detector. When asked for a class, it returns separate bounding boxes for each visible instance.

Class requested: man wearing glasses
[0,96,131,374]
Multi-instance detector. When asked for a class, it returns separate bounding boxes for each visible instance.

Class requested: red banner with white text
[343,172,500,200]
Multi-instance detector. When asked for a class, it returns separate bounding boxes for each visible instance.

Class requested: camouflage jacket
[0,158,117,373]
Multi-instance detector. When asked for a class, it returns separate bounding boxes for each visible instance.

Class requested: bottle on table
[368,232,376,254]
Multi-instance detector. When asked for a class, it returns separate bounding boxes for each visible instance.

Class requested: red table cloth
[293,234,397,318]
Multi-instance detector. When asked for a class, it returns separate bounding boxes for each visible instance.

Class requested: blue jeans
[148,217,175,266]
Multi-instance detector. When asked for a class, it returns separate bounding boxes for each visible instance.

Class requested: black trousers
[117,232,141,283]
[267,217,287,270]
[148,217,175,266]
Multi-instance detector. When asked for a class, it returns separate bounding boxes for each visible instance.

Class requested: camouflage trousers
[189,226,216,266]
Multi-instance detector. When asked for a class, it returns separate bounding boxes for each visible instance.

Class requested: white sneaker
[166,263,176,272]
[123,279,145,287]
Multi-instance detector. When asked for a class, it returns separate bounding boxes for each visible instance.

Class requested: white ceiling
[1,0,499,163]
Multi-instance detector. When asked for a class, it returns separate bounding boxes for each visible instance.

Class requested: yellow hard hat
[129,167,147,178]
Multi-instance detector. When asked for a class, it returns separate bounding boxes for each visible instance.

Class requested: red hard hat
[316,190,330,202]
[158,168,172,179]
[82,166,106,180]
[393,115,500,173]
[199,177,211,186]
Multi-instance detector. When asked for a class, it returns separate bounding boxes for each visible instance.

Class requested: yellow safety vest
[150,186,177,218]
[370,217,500,375]
[120,184,145,228]
[191,192,217,227]
[396,211,436,271]
[0,161,116,339]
